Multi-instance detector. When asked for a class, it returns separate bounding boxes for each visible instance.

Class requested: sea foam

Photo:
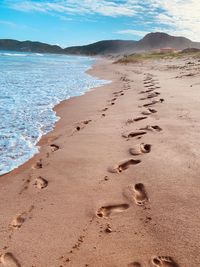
[0,51,109,175]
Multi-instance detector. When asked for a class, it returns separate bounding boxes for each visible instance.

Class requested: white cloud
[0,19,17,27]
[4,0,200,41]
[117,29,149,37]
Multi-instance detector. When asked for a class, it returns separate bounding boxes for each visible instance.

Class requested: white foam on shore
[0,52,110,175]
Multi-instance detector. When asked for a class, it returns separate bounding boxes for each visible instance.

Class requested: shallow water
[0,51,109,175]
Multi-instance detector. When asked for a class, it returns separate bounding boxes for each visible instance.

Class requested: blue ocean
[0,51,108,175]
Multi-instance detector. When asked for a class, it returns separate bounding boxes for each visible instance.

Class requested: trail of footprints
[0,73,178,266]
[96,73,179,267]
[0,140,61,266]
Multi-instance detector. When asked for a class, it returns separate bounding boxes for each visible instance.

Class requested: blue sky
[0,0,199,47]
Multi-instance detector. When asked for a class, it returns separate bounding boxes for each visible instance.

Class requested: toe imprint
[97,204,129,218]
[152,256,179,267]
[0,252,21,267]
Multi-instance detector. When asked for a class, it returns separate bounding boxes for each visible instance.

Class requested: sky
[0,0,200,48]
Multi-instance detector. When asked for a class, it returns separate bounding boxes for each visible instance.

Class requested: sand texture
[0,57,200,266]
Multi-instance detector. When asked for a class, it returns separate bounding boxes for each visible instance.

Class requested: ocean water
[0,51,109,175]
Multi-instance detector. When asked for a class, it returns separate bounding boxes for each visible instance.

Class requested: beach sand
[0,56,200,266]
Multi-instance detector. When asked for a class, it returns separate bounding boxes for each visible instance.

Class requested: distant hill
[64,32,200,55]
[0,39,63,54]
[1,33,200,55]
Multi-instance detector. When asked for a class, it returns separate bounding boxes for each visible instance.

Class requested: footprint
[108,159,141,173]
[143,100,160,107]
[145,88,155,93]
[147,92,160,99]
[141,108,157,115]
[152,256,179,267]
[122,131,147,139]
[140,125,162,132]
[141,110,152,115]
[10,214,26,229]
[129,143,151,155]
[97,204,129,218]
[50,144,59,152]
[34,176,48,189]
[102,107,108,112]
[32,159,42,169]
[74,120,92,132]
[148,108,157,113]
[0,252,21,267]
[126,117,147,124]
[133,183,148,206]
[128,262,142,267]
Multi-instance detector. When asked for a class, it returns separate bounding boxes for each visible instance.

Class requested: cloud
[117,29,149,37]
[0,19,17,27]
[5,0,137,17]
[4,0,200,41]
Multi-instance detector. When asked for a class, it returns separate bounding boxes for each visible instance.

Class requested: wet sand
[0,57,200,266]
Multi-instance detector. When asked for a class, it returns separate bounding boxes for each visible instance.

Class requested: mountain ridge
[0,32,200,55]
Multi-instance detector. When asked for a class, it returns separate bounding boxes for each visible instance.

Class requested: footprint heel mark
[0,252,21,267]
[97,204,129,218]
[152,256,179,267]
[122,131,147,139]
[134,183,148,206]
[34,176,48,189]
[108,159,141,173]
[129,143,151,155]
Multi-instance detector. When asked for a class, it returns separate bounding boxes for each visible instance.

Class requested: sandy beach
[1,56,200,267]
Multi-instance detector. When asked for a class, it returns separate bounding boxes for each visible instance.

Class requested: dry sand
[0,56,200,267]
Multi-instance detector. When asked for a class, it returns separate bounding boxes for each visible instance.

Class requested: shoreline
[1,56,200,266]
[0,57,110,178]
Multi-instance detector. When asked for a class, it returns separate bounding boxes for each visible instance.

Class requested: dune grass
[115,51,200,64]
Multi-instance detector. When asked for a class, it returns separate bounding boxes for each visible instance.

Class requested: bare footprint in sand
[11,214,26,229]
[0,252,21,267]
[128,262,142,267]
[50,144,59,152]
[126,117,147,124]
[129,143,151,155]
[140,125,162,132]
[152,256,179,267]
[32,159,42,169]
[141,108,157,116]
[108,159,141,173]
[134,183,148,205]
[34,176,48,189]
[97,204,129,218]
[122,131,147,139]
